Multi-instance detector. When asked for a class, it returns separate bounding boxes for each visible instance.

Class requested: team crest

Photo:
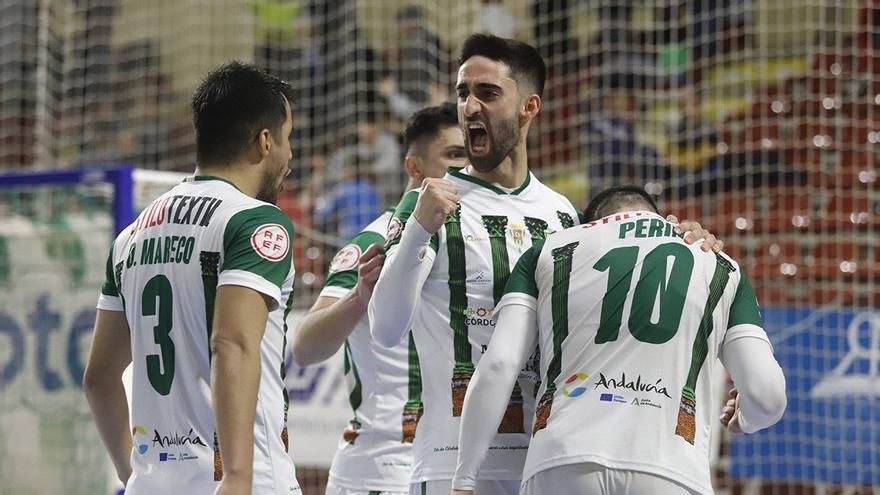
[510,223,525,249]
[329,245,362,273]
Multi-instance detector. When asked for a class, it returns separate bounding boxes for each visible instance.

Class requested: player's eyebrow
[455,82,503,93]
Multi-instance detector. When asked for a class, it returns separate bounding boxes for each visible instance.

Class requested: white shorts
[520,463,700,495]
[410,479,519,495]
[325,477,408,495]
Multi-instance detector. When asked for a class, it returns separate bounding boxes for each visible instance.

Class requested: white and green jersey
[384,167,580,482]
[500,211,767,494]
[96,176,299,494]
[320,209,415,492]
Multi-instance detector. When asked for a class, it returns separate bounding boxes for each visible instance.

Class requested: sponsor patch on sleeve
[250,223,290,261]
[328,244,362,273]
[387,217,403,241]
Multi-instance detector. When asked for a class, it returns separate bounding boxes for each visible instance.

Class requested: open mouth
[466,122,490,155]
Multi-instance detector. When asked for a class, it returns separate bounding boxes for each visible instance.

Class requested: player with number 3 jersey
[85,62,301,495]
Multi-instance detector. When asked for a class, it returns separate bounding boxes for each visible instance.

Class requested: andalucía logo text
[593,372,672,399]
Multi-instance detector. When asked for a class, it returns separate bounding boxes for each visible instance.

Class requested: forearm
[721,334,787,433]
[85,377,132,480]
[211,340,261,480]
[368,219,433,348]
[294,293,365,366]
[453,304,536,490]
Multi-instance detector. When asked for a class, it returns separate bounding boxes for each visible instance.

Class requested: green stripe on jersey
[481,215,511,305]
[222,205,295,289]
[446,204,472,370]
[544,242,579,395]
[675,254,735,443]
[343,340,363,413]
[281,289,295,419]
[556,211,575,229]
[324,230,386,290]
[199,251,220,360]
[524,217,549,241]
[406,332,423,408]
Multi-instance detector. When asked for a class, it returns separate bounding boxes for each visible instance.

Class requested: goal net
[1,1,877,494]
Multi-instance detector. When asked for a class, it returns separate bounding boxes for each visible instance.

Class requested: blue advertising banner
[730,308,880,486]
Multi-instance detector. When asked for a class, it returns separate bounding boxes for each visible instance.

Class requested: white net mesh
[1,1,878,493]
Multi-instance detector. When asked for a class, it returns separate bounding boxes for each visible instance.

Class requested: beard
[466,114,520,173]
[256,164,283,204]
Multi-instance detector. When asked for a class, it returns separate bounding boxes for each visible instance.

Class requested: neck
[468,139,528,189]
[195,164,258,198]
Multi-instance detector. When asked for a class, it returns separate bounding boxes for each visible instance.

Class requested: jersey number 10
[593,243,694,345]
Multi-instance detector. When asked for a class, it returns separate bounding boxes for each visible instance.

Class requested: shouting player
[84,62,300,494]
[451,186,786,495]
[293,103,466,495]
[368,34,721,495]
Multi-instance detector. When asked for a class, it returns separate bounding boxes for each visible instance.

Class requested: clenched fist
[413,178,459,233]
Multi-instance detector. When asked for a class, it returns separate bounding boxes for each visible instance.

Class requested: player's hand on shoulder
[353,243,385,309]
[414,178,459,234]
[719,387,743,434]
[667,214,723,253]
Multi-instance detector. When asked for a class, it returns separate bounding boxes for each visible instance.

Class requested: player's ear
[257,128,272,159]
[520,94,541,124]
[404,154,424,183]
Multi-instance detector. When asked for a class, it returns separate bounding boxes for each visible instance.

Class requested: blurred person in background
[314,152,381,246]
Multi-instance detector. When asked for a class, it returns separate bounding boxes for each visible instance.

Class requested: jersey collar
[447,166,532,196]
[188,175,242,192]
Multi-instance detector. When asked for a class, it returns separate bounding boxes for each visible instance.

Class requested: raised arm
[452,303,537,493]
[369,180,458,347]
[293,243,385,365]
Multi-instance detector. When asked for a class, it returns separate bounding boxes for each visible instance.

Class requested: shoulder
[223,203,295,257]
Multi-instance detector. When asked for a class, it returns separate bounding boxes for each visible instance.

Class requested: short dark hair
[459,33,547,97]
[584,185,660,222]
[191,61,295,166]
[403,102,459,155]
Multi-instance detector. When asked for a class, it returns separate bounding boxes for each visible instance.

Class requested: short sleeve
[385,189,439,253]
[220,205,295,307]
[320,230,385,299]
[727,271,763,329]
[498,240,544,311]
[96,244,124,312]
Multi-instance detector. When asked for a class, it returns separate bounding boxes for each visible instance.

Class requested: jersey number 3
[143,274,175,395]
[593,243,694,345]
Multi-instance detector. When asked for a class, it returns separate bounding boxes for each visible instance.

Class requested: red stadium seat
[817,191,879,230]
[806,241,871,281]
[751,189,815,233]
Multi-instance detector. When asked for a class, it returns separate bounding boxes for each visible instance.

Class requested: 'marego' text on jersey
[383,167,580,483]
[319,209,415,492]
[97,176,299,494]
[500,211,767,494]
